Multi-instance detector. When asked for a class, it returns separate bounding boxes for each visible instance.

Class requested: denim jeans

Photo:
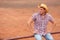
[34,33,54,40]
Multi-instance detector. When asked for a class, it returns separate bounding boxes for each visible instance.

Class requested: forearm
[27,21,33,33]
[52,21,56,27]
[50,21,56,32]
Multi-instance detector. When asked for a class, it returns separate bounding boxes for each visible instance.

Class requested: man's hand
[50,21,56,32]
[27,17,34,33]
[34,30,38,34]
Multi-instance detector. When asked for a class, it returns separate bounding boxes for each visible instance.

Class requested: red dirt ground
[0,1,60,40]
[0,6,60,40]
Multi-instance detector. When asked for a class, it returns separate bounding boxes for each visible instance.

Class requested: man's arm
[48,14,56,32]
[27,17,34,33]
[49,15,56,26]
[27,17,34,27]
[50,19,56,26]
[27,17,38,33]
[49,19,56,32]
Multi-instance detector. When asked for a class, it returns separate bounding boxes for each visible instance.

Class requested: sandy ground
[0,6,60,40]
[0,0,60,40]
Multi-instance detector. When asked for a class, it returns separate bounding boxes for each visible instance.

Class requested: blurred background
[0,0,60,40]
[0,0,60,8]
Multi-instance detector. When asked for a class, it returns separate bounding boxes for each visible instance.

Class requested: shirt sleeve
[48,15,54,22]
[32,13,36,21]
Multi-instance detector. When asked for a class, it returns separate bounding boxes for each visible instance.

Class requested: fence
[2,32,60,40]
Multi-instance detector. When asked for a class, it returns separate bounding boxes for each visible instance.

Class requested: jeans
[34,33,54,40]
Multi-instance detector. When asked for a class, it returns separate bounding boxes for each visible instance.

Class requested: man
[27,3,56,40]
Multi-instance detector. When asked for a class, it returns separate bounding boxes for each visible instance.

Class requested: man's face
[39,7,46,15]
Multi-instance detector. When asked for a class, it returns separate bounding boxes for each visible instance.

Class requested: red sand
[0,6,60,40]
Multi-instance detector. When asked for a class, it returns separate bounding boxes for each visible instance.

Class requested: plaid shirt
[32,12,54,36]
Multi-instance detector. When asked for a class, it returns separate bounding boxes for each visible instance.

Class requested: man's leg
[34,34,42,40]
[45,33,54,40]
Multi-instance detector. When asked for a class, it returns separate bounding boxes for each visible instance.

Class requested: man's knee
[45,33,54,40]
[34,34,42,40]
[47,37,54,40]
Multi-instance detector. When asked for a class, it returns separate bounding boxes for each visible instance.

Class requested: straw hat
[38,3,48,13]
